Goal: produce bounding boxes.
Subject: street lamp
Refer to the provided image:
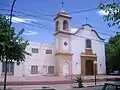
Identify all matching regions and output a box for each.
[94,61,97,86]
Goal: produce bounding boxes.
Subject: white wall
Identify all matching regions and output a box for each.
[0,62,23,76]
[0,42,56,76]
[71,36,85,74]
[23,42,55,76]
[92,41,106,74]
[71,25,106,75]
[14,63,23,76]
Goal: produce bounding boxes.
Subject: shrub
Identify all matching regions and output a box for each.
[75,74,84,88]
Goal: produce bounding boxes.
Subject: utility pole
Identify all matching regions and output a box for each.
[4,0,16,90]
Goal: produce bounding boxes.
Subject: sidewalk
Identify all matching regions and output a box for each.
[0,75,119,86]
[0,75,119,82]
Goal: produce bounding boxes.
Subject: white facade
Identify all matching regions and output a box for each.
[0,9,106,76]
[0,43,56,76]
[71,25,106,75]
[23,43,55,76]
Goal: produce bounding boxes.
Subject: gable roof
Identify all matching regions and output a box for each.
[71,24,104,41]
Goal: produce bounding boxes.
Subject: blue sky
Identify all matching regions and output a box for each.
[0,0,119,43]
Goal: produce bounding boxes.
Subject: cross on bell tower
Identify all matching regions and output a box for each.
[61,0,64,9]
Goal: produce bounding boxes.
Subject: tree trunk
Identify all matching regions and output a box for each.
[4,59,8,90]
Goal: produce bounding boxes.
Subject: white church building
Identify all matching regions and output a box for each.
[0,9,106,76]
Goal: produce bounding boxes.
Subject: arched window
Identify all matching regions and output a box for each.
[86,39,91,48]
[56,21,59,31]
[63,20,68,30]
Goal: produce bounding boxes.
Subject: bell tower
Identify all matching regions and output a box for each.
[54,8,71,32]
[54,8,73,76]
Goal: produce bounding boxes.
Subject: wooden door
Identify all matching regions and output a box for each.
[86,60,94,75]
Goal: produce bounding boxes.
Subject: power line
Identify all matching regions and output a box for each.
[0,3,113,43]
[0,13,55,31]
[12,18,113,36]
[0,4,55,17]
[69,8,98,14]
[10,15,113,37]
[97,31,112,36]
[7,17,112,42]
[1,13,55,32]
[31,21,54,30]
[13,14,54,29]
[12,20,54,33]
[2,13,113,37]
[0,4,98,16]
[0,7,114,37]
[10,14,54,31]
[1,2,120,17]
[14,21,54,32]
[0,9,54,22]
[12,18,112,38]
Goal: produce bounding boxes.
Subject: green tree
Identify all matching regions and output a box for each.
[0,15,31,90]
[98,1,120,73]
[98,2,120,28]
[106,32,120,70]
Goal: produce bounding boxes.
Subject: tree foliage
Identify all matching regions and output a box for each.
[98,1,120,71]
[76,74,84,88]
[98,2,120,28]
[106,33,120,70]
[0,15,31,65]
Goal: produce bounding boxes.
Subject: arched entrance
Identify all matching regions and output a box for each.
[86,60,94,75]
[63,62,69,76]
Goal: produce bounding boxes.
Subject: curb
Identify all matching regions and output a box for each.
[71,85,104,89]
[85,85,104,88]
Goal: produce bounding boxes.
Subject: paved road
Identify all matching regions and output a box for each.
[0,85,104,90]
[0,79,106,86]
[68,86,116,90]
[68,86,103,90]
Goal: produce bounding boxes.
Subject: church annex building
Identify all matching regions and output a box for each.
[0,9,106,76]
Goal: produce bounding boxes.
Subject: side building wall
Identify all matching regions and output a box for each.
[0,43,56,76]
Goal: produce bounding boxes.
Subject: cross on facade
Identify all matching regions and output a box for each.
[61,0,64,9]
[85,17,88,24]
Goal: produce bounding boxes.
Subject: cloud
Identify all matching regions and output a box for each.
[71,28,78,33]
[97,10,109,15]
[97,9,118,16]
[23,30,38,36]
[6,16,37,23]
[11,17,26,23]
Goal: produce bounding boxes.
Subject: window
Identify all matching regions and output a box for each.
[86,39,91,48]
[2,62,14,75]
[31,66,38,74]
[32,48,39,53]
[63,20,68,30]
[56,21,59,31]
[48,66,54,74]
[46,49,52,54]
